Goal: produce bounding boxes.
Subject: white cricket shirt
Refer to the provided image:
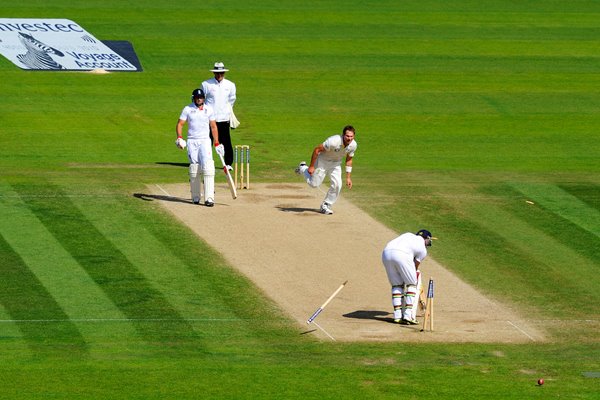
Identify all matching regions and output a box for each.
[384,233,428,263]
[178,104,215,140]
[319,134,357,162]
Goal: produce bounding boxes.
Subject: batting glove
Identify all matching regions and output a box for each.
[176,137,186,149]
[215,144,225,156]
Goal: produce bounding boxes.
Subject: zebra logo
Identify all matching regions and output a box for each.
[16,32,65,70]
[81,34,97,43]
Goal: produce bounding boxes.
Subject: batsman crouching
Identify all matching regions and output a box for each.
[295,125,357,215]
[381,229,435,325]
[176,88,225,207]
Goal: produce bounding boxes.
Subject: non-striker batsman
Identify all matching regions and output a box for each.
[176,88,225,207]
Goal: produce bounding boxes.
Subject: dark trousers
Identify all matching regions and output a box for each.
[210,121,233,166]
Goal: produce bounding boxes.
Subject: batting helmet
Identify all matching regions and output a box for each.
[416,229,434,246]
[416,229,432,239]
[191,88,205,100]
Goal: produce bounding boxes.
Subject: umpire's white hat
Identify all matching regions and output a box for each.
[210,62,229,72]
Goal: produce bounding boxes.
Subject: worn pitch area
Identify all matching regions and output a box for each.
[148,182,545,343]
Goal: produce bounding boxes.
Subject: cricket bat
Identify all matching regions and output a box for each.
[218,153,237,199]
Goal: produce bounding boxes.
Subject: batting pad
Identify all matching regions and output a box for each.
[202,160,215,201]
[189,163,201,200]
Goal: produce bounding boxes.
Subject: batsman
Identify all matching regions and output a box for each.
[176,88,224,207]
[381,229,435,325]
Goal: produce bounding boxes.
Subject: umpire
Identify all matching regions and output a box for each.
[201,62,237,166]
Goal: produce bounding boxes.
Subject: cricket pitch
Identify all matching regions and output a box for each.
[149,182,545,343]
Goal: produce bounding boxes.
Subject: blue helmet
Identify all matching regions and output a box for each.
[416,229,434,246]
[191,88,205,100]
[416,229,432,239]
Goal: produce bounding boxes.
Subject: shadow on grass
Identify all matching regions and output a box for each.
[133,193,190,204]
[156,162,189,168]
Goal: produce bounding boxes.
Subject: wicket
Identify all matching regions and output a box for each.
[307,280,348,324]
[234,145,250,189]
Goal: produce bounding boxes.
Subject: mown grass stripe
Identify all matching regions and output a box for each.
[0,302,27,344]
[464,201,597,316]
[466,196,594,279]
[0,185,133,321]
[0,234,88,355]
[95,187,299,343]
[0,184,140,349]
[0,318,250,323]
[436,210,564,313]
[67,192,237,321]
[13,182,204,347]
[492,184,600,274]
[510,182,600,237]
[560,184,600,212]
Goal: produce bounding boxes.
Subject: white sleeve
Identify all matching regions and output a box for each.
[347,141,357,157]
[322,135,336,151]
[229,82,236,106]
[414,246,427,263]
[179,107,189,121]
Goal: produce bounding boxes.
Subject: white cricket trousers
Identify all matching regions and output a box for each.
[187,138,213,165]
[187,138,215,202]
[381,248,418,287]
[381,248,418,321]
[303,159,342,205]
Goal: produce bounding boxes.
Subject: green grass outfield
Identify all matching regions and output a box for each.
[1,0,599,398]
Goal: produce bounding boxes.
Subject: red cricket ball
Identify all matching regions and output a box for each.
[537,378,544,386]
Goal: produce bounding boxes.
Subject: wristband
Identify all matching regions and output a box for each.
[345,166,352,173]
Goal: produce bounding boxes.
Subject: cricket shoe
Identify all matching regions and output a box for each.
[294,161,307,175]
[320,202,333,215]
[404,318,419,325]
[192,197,201,205]
[205,199,214,207]
[393,319,402,324]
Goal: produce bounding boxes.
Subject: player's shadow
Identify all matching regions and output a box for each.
[275,206,321,214]
[343,310,395,324]
[133,193,190,204]
[155,162,189,168]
